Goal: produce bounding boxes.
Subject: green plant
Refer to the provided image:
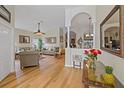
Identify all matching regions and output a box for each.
[105,66,113,74]
[38,38,42,51]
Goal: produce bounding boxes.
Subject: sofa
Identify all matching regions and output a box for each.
[19,51,40,69]
[42,48,55,55]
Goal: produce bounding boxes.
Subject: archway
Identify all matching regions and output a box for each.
[70,12,94,49]
[64,7,96,68]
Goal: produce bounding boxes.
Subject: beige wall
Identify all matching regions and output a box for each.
[15,27,64,50]
[15,28,44,48]
[96,5,124,85]
[15,28,34,48]
[43,28,60,48]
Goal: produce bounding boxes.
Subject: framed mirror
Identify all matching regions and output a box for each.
[100,5,124,57]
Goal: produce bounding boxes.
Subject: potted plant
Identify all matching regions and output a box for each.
[105,66,113,74]
[84,49,102,70]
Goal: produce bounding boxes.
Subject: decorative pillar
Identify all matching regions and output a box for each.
[92,22,96,48]
[65,26,72,67]
[67,26,70,48]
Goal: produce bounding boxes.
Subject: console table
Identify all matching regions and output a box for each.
[82,60,124,88]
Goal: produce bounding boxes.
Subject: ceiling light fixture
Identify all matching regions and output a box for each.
[85,17,94,38]
[34,21,45,35]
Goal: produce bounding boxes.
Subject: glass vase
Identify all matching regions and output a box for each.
[89,59,96,71]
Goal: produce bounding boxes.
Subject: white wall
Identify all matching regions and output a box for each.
[15,6,65,32]
[0,5,15,81]
[65,6,96,26]
[96,5,124,85]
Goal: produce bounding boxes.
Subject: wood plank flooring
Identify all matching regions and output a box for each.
[0,55,84,88]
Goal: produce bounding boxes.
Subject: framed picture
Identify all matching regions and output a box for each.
[0,5,11,23]
[45,37,56,44]
[19,35,30,43]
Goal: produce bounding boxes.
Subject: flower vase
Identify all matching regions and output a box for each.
[89,59,96,71]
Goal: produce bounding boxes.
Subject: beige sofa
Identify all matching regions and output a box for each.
[42,48,55,55]
[19,51,40,69]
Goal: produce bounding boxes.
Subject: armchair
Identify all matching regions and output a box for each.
[19,51,40,69]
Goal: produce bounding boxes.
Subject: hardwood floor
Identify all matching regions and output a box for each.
[0,55,84,88]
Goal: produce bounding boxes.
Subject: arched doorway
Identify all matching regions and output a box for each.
[65,7,96,68]
[70,12,94,49]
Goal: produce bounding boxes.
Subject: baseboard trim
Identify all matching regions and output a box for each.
[64,64,73,67]
[0,72,16,82]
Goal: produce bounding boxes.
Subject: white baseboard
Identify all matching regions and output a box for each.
[64,64,73,67]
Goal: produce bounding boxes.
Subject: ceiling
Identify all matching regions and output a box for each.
[15,5,80,32]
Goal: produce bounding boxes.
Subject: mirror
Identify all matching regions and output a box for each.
[100,5,124,57]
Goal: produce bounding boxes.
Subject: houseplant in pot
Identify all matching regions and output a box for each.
[84,49,102,70]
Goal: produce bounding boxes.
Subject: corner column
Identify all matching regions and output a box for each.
[65,26,72,67]
[67,26,70,48]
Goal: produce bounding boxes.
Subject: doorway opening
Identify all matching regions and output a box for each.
[70,12,94,49]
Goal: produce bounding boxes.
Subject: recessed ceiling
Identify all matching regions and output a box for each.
[15,5,81,32]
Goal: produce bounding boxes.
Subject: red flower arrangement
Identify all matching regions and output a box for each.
[84,49,102,60]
